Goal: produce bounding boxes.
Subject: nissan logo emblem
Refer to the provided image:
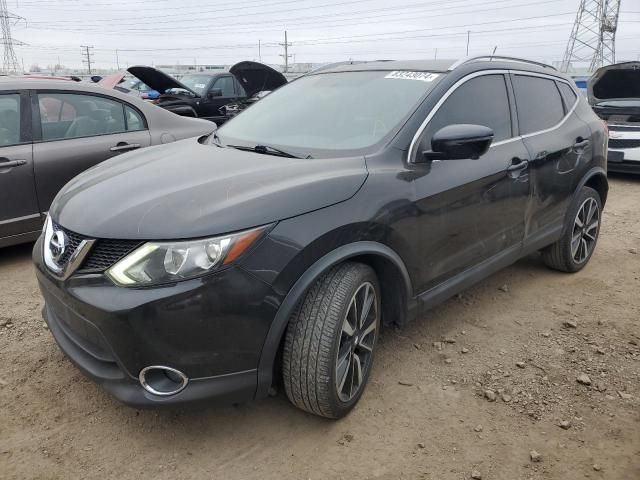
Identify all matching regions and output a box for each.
[49,230,68,263]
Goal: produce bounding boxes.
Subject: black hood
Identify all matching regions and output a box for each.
[50,138,367,240]
[588,62,640,105]
[127,66,200,97]
[229,61,287,97]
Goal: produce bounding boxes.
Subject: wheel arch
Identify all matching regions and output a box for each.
[580,167,608,206]
[255,241,414,399]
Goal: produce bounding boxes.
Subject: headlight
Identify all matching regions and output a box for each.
[106,225,270,287]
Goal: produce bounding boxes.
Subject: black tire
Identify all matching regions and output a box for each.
[282,262,380,419]
[542,186,602,273]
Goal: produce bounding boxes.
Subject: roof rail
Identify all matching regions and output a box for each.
[449,56,557,71]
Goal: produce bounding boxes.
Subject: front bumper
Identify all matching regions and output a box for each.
[607,148,640,174]
[34,236,279,407]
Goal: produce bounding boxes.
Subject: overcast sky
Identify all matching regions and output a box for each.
[8,0,640,70]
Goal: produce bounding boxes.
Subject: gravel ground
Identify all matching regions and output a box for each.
[0,175,638,480]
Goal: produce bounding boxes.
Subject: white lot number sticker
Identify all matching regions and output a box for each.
[385,71,440,82]
[194,83,206,89]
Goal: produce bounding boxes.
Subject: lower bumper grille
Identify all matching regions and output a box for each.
[609,138,640,149]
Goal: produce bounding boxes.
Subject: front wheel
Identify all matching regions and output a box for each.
[282,262,380,419]
[542,186,602,273]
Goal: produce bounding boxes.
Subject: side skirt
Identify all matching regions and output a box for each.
[415,224,562,314]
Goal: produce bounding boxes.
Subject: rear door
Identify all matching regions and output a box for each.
[410,72,531,292]
[511,74,592,240]
[0,91,40,244]
[32,91,152,212]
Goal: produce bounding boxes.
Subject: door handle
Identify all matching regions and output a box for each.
[0,159,27,169]
[110,143,141,152]
[573,138,590,150]
[507,158,529,172]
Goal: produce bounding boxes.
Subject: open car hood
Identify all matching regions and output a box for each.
[588,62,640,105]
[230,61,287,98]
[127,66,199,97]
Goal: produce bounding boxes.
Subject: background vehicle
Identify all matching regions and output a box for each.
[128,61,287,123]
[34,57,608,419]
[0,77,215,247]
[588,61,640,173]
[119,78,160,100]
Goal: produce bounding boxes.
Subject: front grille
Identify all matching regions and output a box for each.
[52,223,142,273]
[609,138,640,149]
[80,239,143,272]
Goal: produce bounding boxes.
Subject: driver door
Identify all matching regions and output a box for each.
[200,75,238,123]
[410,73,531,292]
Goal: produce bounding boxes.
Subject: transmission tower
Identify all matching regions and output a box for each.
[561,0,622,72]
[0,0,24,74]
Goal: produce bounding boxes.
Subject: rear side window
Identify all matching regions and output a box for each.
[423,74,512,146]
[125,106,145,131]
[557,82,578,110]
[0,94,21,147]
[512,76,565,135]
[38,93,130,141]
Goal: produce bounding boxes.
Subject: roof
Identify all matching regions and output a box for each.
[0,76,153,107]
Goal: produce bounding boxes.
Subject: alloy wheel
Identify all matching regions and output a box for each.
[572,197,599,264]
[335,281,378,402]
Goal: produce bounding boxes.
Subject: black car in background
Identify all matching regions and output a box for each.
[34,57,608,419]
[128,61,287,124]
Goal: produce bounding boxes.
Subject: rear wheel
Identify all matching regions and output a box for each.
[282,262,380,419]
[542,186,602,272]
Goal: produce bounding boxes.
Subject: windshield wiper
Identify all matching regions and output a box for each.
[226,144,311,159]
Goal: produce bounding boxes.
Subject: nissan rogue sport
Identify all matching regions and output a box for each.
[34,57,608,419]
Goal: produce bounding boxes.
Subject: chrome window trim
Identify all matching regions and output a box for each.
[408,69,580,163]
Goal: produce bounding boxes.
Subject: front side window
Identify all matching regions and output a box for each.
[0,94,21,147]
[421,74,512,151]
[38,93,128,141]
[212,76,235,97]
[512,75,565,135]
[218,70,443,153]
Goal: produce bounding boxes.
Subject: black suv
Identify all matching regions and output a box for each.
[34,57,608,419]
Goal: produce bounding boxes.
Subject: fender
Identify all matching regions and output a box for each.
[254,241,413,399]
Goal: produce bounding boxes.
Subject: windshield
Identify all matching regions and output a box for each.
[217,70,442,154]
[179,75,212,96]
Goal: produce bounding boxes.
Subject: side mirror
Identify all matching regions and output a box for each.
[421,124,494,162]
[207,88,223,99]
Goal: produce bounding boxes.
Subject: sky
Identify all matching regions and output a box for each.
[6,0,640,71]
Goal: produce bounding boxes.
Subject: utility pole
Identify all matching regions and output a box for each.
[279,30,292,73]
[466,30,471,56]
[115,49,120,70]
[80,45,94,74]
[0,0,25,74]
[561,0,622,72]
[434,48,438,60]
[258,39,261,62]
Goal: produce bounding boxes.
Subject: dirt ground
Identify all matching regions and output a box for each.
[0,175,638,480]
